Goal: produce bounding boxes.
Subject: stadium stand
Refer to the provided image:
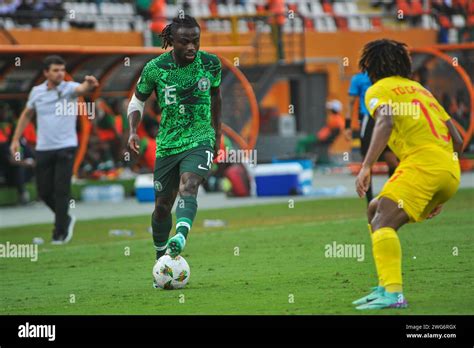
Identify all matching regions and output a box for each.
[0,0,470,39]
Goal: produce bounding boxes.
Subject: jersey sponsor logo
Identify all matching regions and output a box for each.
[198,77,211,92]
[162,85,177,105]
[154,180,163,192]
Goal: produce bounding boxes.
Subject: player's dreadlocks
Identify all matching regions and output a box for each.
[160,15,201,49]
[359,39,412,83]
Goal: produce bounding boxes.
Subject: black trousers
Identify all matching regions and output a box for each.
[35,147,76,236]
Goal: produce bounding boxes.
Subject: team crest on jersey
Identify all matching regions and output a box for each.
[198,77,211,91]
[154,180,163,192]
[369,98,379,111]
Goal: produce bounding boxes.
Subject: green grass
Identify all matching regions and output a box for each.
[0,189,473,315]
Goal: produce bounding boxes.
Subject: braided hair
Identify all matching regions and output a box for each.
[160,15,201,49]
[359,39,412,83]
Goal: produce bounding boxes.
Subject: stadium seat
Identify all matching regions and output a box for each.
[283,16,303,33]
[165,5,178,19]
[421,14,437,29]
[371,16,383,29]
[222,20,232,33]
[469,15,474,26]
[411,0,424,16]
[304,17,314,30]
[123,3,135,16]
[314,16,337,32]
[61,20,71,31]
[326,17,337,31]
[397,0,411,17]
[245,3,257,16]
[322,1,334,15]
[87,3,98,16]
[448,28,458,43]
[438,15,452,29]
[238,19,249,33]
[452,14,466,28]
[189,4,200,17]
[335,16,348,30]
[217,4,230,16]
[346,2,359,15]
[310,0,324,16]
[297,2,312,18]
[200,3,211,18]
[332,2,346,16]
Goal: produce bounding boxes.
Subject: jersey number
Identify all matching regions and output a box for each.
[205,150,214,169]
[163,85,177,105]
[411,99,451,143]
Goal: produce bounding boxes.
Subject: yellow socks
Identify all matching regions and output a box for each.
[372,227,403,293]
[368,224,384,288]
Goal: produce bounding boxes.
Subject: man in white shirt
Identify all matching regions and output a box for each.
[10,55,99,244]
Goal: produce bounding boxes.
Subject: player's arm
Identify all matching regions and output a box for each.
[446,119,463,156]
[211,86,222,157]
[356,105,393,197]
[128,63,155,155]
[9,107,34,159]
[127,93,147,155]
[75,75,99,97]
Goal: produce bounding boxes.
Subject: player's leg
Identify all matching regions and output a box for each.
[419,171,459,221]
[152,189,178,260]
[167,145,212,257]
[352,197,385,305]
[35,150,56,212]
[151,154,180,260]
[167,172,203,257]
[356,197,409,309]
[35,149,59,241]
[52,147,76,244]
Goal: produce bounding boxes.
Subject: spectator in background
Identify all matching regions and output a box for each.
[345,71,398,204]
[149,0,167,47]
[10,55,99,244]
[454,90,470,129]
[0,0,21,15]
[295,99,345,162]
[0,103,35,205]
[136,0,154,20]
[93,98,123,166]
[268,0,286,61]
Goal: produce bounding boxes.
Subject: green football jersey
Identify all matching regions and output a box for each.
[135,50,221,157]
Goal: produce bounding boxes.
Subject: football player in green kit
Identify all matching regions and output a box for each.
[127,15,222,274]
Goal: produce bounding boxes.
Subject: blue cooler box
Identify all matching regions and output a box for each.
[134,174,155,202]
[254,163,303,196]
[272,158,314,195]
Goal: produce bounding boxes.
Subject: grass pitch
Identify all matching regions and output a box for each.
[0,189,473,315]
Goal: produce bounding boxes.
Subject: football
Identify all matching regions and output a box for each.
[152,254,190,290]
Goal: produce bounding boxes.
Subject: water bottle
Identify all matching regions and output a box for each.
[109,230,134,237]
[203,219,227,228]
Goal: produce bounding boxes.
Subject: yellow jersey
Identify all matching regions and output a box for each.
[365,76,459,177]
